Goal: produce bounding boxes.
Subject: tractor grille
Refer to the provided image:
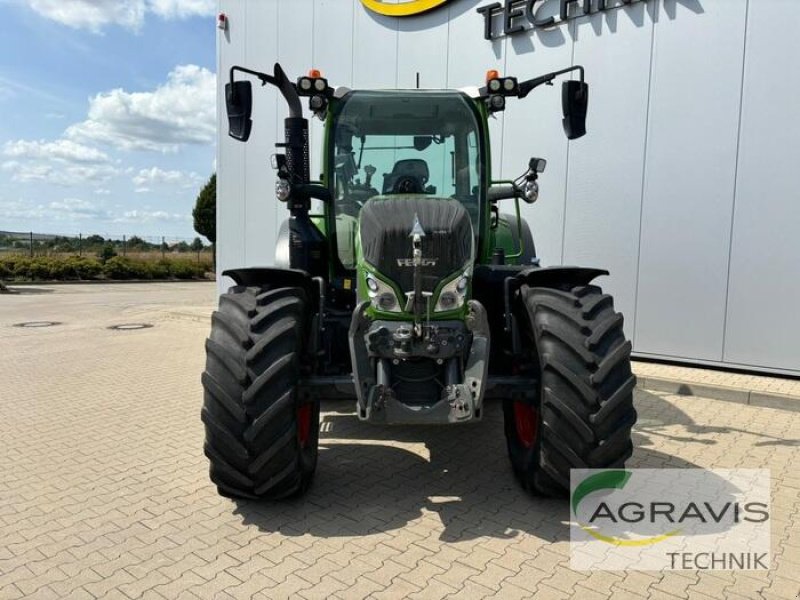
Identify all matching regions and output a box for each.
[392,359,442,406]
[359,197,473,295]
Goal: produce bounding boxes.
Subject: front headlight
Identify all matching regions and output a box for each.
[365,274,402,313]
[434,271,469,312]
[275,178,291,202]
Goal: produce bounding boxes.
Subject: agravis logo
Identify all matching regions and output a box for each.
[360,0,453,17]
[571,470,682,547]
[570,469,771,571]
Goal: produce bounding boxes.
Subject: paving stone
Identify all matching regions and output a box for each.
[1,283,798,600]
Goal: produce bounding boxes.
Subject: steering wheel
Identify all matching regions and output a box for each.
[392,175,424,194]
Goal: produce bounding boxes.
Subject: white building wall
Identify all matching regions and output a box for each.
[217,0,800,375]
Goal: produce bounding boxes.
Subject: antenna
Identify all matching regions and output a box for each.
[416,72,420,89]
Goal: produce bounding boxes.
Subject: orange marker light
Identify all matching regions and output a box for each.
[486,69,500,82]
[308,69,322,78]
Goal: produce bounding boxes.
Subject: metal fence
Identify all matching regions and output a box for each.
[0,231,213,262]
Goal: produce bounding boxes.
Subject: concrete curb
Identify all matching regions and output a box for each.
[637,376,800,413]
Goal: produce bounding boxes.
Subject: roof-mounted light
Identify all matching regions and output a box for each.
[296,70,329,98]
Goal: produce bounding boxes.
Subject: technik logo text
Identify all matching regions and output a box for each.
[570,469,771,570]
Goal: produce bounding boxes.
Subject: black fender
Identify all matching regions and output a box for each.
[473,264,607,300]
[516,266,608,289]
[499,212,537,265]
[509,266,608,355]
[472,264,608,369]
[223,266,324,358]
[223,266,317,297]
[222,266,321,310]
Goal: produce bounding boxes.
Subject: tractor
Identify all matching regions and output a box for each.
[202,62,637,499]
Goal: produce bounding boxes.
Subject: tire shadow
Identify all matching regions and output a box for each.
[232,396,724,543]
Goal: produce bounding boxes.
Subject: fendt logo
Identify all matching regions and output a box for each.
[360,0,453,17]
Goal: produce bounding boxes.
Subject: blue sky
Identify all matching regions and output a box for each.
[0,0,216,240]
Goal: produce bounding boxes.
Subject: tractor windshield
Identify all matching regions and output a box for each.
[330,90,484,269]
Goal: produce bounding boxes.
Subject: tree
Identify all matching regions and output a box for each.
[191,237,204,252]
[99,242,117,263]
[193,173,216,244]
[85,234,105,246]
[127,235,148,250]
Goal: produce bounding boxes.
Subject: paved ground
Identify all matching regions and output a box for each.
[1,283,799,599]
[633,361,800,409]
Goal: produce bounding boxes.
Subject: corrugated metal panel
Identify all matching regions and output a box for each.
[244,1,279,268]
[723,0,800,371]
[565,3,655,339]
[216,0,246,292]
[634,0,747,360]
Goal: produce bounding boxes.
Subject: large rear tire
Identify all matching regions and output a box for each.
[201,285,319,499]
[504,284,637,496]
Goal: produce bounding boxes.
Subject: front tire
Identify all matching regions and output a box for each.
[201,285,319,499]
[504,284,637,496]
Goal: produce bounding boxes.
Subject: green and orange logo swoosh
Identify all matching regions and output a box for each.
[572,470,681,547]
[361,0,453,17]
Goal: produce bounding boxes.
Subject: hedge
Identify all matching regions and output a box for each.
[0,255,211,281]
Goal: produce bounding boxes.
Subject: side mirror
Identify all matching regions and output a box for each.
[225,80,253,141]
[562,80,588,140]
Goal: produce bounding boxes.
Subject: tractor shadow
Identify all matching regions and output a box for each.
[632,388,800,450]
[231,391,736,543]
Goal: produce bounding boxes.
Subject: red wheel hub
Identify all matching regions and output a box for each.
[513,401,538,449]
[297,404,312,449]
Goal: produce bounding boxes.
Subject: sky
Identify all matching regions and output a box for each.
[0,0,216,240]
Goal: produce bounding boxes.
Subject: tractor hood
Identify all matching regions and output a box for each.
[359,196,473,295]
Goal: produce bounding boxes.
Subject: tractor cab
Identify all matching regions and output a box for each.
[328,90,485,275]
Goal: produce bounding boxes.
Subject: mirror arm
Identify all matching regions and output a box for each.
[487,184,521,202]
[518,65,584,99]
[229,63,303,118]
[293,184,332,203]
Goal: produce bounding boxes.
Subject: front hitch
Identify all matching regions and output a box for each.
[348,300,490,425]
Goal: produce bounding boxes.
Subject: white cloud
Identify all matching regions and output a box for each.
[148,0,214,19]
[4,139,109,163]
[94,188,111,195]
[115,209,187,224]
[2,137,117,186]
[48,197,110,220]
[1,198,47,220]
[26,0,147,33]
[1,197,109,221]
[2,160,120,186]
[132,166,203,188]
[24,0,214,32]
[66,65,215,152]
[134,187,151,193]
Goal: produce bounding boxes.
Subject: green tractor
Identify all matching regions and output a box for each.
[202,62,637,499]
